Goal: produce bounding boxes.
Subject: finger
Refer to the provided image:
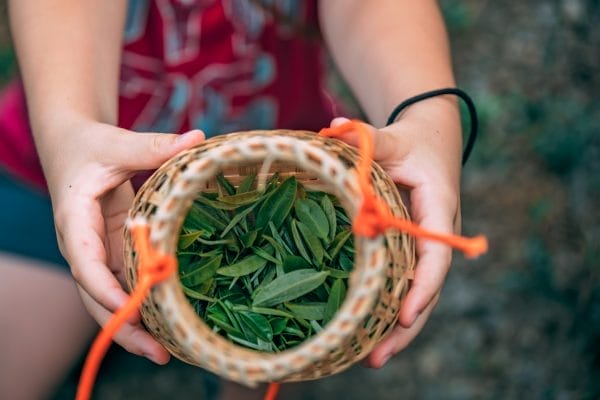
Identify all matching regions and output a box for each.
[58,197,133,319]
[364,294,438,368]
[102,183,135,287]
[112,129,205,171]
[78,287,170,365]
[327,118,409,163]
[398,191,455,327]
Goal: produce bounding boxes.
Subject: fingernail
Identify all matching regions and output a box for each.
[331,117,351,127]
[177,129,204,143]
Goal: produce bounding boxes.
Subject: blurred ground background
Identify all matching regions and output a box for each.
[1,0,599,399]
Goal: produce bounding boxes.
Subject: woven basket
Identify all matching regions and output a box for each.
[123,130,415,386]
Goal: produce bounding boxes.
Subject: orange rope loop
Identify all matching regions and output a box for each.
[76,224,177,400]
[319,119,488,258]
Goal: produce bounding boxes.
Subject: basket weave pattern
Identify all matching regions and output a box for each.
[124,130,415,385]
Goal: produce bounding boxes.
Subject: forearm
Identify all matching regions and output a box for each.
[319,0,457,127]
[8,0,127,133]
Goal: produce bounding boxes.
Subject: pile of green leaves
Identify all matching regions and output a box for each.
[176,173,355,352]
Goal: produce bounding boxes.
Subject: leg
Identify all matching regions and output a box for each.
[0,253,96,400]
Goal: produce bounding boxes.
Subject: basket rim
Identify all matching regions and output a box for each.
[126,130,397,383]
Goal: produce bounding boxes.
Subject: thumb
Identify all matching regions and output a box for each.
[327,118,406,163]
[116,129,205,171]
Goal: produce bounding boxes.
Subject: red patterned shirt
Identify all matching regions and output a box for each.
[0,0,340,189]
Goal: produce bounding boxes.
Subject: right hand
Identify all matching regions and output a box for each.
[44,119,204,364]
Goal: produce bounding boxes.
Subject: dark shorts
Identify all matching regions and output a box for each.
[0,170,68,269]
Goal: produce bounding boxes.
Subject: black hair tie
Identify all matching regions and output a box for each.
[386,88,479,165]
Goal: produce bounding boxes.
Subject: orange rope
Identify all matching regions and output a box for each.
[319,119,488,258]
[75,224,177,400]
[265,383,281,400]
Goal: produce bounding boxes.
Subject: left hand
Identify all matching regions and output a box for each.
[328,98,462,368]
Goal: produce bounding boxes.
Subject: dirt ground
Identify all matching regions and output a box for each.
[2,1,599,399]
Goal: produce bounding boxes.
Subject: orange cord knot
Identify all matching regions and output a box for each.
[319,119,488,259]
[132,223,177,284]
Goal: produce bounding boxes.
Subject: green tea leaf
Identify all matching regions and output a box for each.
[196,195,240,210]
[220,203,259,238]
[239,230,258,248]
[256,176,297,230]
[227,333,263,351]
[189,201,228,229]
[270,317,288,335]
[324,279,346,323]
[320,194,337,242]
[250,306,295,319]
[294,198,329,240]
[251,245,281,265]
[290,219,312,264]
[339,251,354,271]
[323,267,350,279]
[237,173,257,194]
[268,222,294,254]
[335,208,352,226]
[310,320,323,333]
[217,190,261,206]
[237,311,273,341]
[180,255,222,287]
[282,255,310,273]
[253,267,277,296]
[253,269,329,307]
[282,325,306,339]
[296,220,324,265]
[206,302,242,336]
[285,302,327,321]
[217,254,268,277]
[216,173,236,195]
[208,316,242,337]
[183,206,218,234]
[177,230,203,250]
[182,286,217,302]
[262,235,288,258]
[328,229,352,260]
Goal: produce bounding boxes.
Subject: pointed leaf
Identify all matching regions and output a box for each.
[290,219,312,264]
[285,302,327,321]
[297,220,324,265]
[216,173,236,195]
[237,173,257,194]
[217,190,261,206]
[324,279,347,323]
[179,255,222,287]
[237,311,273,341]
[294,198,329,240]
[255,176,297,230]
[320,194,337,242]
[217,254,268,277]
[282,256,310,273]
[253,269,329,307]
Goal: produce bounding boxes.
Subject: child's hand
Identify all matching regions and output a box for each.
[328,98,463,368]
[42,120,204,364]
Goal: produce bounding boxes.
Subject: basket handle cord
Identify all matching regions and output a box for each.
[319,119,488,258]
[76,119,486,400]
[76,224,176,400]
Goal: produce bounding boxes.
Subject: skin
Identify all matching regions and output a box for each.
[5,0,461,397]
